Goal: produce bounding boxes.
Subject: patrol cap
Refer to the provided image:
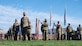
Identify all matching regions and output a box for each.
[79,24,81,27]
[23,12,26,16]
[57,21,60,24]
[44,18,47,22]
[68,23,70,25]
[15,19,17,22]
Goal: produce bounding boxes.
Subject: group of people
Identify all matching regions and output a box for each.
[41,20,82,40]
[6,12,32,41]
[5,12,82,41]
[56,21,82,40]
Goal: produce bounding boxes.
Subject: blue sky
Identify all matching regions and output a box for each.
[0,0,82,33]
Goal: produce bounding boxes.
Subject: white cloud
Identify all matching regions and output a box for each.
[0,5,82,33]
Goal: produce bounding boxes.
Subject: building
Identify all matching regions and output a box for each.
[0,29,5,40]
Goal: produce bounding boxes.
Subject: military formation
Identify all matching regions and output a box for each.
[5,12,82,41]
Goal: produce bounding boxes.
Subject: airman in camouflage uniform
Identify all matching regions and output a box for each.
[41,23,44,40]
[13,19,19,41]
[21,12,31,41]
[66,23,73,40]
[41,19,48,40]
[77,24,82,40]
[7,28,11,40]
[56,21,62,40]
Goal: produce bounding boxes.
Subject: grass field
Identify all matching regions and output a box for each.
[0,40,82,46]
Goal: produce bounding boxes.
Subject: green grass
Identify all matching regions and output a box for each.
[0,40,82,46]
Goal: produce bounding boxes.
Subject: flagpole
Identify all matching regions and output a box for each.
[64,5,66,26]
[64,5,67,39]
[50,5,52,40]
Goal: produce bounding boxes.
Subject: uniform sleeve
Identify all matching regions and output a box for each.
[66,27,68,32]
[71,26,73,32]
[12,23,15,31]
[61,27,63,34]
[41,25,43,31]
[61,27,63,31]
[77,27,78,31]
[21,18,23,30]
[27,18,30,25]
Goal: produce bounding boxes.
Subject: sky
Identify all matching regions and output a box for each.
[0,0,82,34]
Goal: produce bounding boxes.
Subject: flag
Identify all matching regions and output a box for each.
[35,18,39,40]
[64,8,66,26]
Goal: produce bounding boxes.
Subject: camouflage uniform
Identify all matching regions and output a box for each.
[10,26,14,40]
[56,24,62,40]
[27,22,32,40]
[66,24,73,40]
[61,28,65,40]
[41,19,48,40]
[9,27,13,40]
[77,24,82,40]
[41,24,44,40]
[7,28,11,40]
[13,19,19,40]
[21,12,30,41]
